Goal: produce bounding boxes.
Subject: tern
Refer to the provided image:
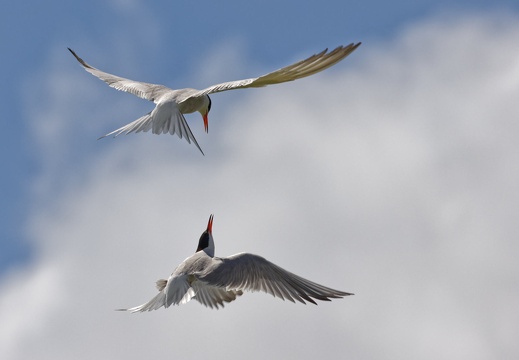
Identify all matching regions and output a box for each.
[68,43,361,155]
[119,214,352,312]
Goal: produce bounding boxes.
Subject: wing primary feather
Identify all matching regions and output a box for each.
[199,253,352,305]
[186,43,361,98]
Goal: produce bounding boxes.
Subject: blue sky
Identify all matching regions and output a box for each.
[1,1,519,359]
[2,0,516,271]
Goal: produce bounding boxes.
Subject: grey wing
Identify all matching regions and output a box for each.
[186,43,361,99]
[68,48,171,102]
[198,253,353,305]
[191,282,243,309]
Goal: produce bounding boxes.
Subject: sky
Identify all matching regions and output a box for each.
[1,0,519,359]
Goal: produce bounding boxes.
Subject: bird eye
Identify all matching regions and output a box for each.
[207,96,212,113]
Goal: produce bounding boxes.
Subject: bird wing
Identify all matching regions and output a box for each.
[185,43,361,99]
[191,282,243,309]
[68,48,171,102]
[197,253,353,305]
[165,274,196,307]
[98,101,204,155]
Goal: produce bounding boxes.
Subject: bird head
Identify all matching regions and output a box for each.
[199,95,211,133]
[196,214,215,257]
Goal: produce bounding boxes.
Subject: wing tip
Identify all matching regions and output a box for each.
[97,131,120,140]
[67,47,94,70]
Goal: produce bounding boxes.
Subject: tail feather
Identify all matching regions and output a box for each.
[98,113,153,139]
[118,291,167,313]
[156,279,167,291]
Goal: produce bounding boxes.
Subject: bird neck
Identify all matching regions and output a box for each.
[203,236,215,257]
[203,245,215,257]
[196,232,215,257]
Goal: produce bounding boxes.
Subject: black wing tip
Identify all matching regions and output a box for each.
[67,47,93,69]
[307,298,318,305]
[305,291,354,304]
[97,134,114,140]
[329,291,354,298]
[67,47,79,59]
[327,42,361,51]
[333,42,361,53]
[313,42,362,56]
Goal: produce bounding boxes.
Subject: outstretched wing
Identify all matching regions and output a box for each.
[68,48,171,102]
[185,43,361,99]
[198,253,353,305]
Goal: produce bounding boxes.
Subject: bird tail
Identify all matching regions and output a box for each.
[117,289,167,313]
[98,112,154,139]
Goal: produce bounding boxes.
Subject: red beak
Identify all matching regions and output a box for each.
[207,214,214,234]
[203,112,209,133]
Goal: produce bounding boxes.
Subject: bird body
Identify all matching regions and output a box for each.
[120,215,352,312]
[69,42,361,154]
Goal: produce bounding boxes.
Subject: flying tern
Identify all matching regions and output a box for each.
[119,214,353,312]
[68,43,361,155]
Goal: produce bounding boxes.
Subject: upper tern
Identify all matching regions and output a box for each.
[68,43,361,155]
[120,214,353,312]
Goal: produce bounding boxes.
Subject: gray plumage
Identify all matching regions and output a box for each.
[119,215,352,312]
[69,43,361,154]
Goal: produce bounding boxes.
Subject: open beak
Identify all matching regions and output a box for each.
[203,112,209,133]
[207,214,214,234]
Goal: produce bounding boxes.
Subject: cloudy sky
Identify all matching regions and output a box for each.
[1,1,518,359]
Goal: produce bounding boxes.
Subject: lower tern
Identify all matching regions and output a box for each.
[68,43,361,155]
[120,214,352,312]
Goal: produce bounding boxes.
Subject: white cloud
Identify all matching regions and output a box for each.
[3,11,518,360]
